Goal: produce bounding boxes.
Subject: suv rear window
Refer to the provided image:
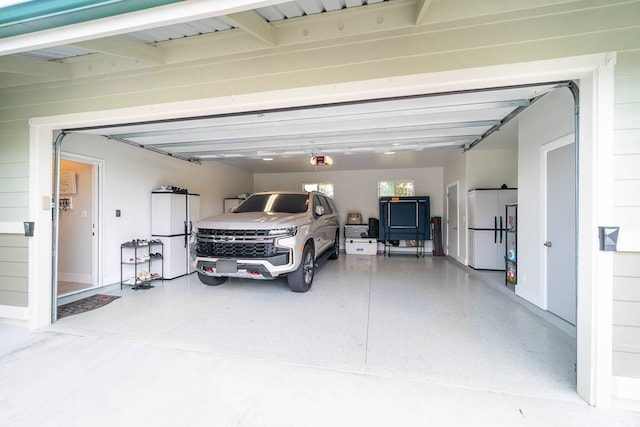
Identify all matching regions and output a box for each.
[234,194,309,214]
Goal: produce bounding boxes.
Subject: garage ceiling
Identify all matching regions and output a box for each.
[1,0,565,172]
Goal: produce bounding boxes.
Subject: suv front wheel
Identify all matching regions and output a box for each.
[287,242,314,292]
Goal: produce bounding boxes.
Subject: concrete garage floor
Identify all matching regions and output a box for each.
[1,256,638,426]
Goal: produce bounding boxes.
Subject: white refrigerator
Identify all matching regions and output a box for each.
[151,192,200,279]
[467,189,517,270]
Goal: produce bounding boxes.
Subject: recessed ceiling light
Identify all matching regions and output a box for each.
[263,158,273,161]
[384,151,396,155]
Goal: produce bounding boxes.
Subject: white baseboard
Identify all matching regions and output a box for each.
[58,272,92,283]
[612,376,640,409]
[0,304,28,321]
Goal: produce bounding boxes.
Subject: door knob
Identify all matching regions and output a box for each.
[544,241,552,247]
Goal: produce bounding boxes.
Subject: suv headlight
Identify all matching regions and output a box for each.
[268,227,297,237]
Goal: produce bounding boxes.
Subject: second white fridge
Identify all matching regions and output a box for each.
[467,188,517,270]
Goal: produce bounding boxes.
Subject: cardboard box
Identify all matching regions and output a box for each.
[347,212,363,224]
[345,238,377,255]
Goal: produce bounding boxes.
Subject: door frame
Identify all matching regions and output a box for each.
[28,53,615,407]
[539,133,575,313]
[58,152,105,292]
[446,180,460,260]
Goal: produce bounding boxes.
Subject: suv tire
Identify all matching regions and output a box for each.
[287,242,314,292]
[197,273,228,286]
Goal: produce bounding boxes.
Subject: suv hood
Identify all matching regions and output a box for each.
[196,212,308,230]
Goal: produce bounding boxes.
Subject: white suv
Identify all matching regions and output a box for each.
[190,191,340,292]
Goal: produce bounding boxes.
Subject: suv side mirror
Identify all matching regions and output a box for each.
[315,205,325,217]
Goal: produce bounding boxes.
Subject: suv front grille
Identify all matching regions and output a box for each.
[196,229,284,258]
[199,229,271,237]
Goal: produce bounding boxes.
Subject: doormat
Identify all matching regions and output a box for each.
[57,294,120,319]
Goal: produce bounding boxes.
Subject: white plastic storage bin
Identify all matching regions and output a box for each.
[345,238,377,255]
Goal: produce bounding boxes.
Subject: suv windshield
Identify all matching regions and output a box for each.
[234,193,309,214]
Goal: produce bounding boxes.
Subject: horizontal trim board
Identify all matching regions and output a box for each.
[0,207,29,222]
[612,375,640,403]
[0,304,28,320]
[617,230,640,253]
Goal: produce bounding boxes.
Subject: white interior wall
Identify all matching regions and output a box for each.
[516,88,575,309]
[57,159,93,284]
[466,148,518,190]
[61,133,254,286]
[253,167,444,247]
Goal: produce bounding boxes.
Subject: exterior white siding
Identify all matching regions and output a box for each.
[0,136,29,307]
[612,51,640,379]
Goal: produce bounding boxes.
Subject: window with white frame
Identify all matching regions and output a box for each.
[303,182,334,198]
[378,180,415,197]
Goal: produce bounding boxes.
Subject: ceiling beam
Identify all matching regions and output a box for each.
[414,0,433,25]
[224,10,276,46]
[0,55,71,78]
[71,36,166,64]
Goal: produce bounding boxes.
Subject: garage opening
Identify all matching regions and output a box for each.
[44,80,580,398]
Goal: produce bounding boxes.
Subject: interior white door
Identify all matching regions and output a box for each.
[447,183,458,258]
[546,141,576,325]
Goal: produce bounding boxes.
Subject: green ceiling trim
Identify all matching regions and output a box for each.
[0,0,185,39]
